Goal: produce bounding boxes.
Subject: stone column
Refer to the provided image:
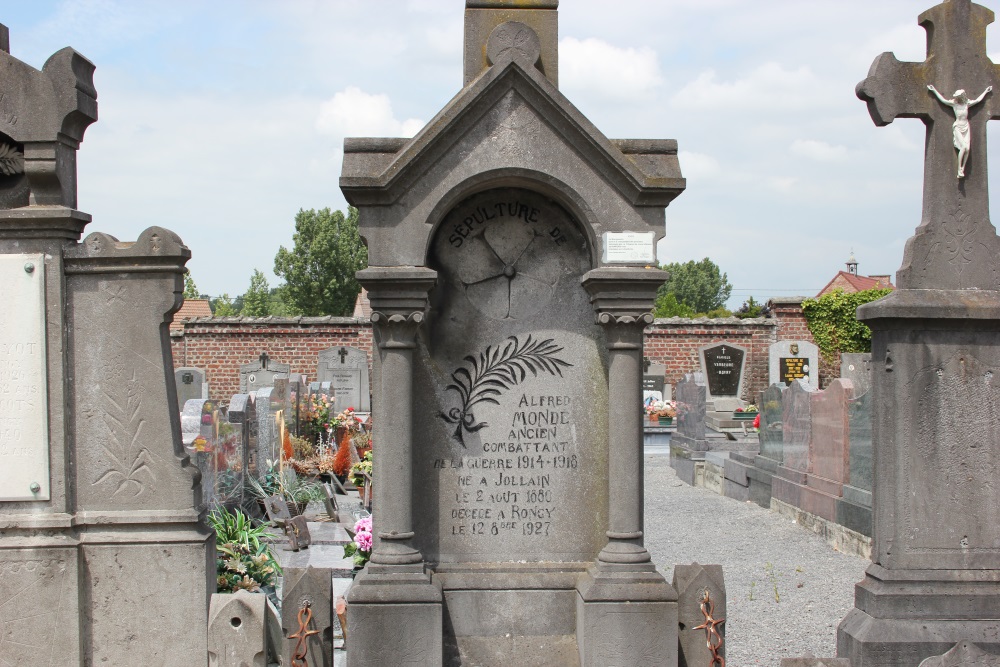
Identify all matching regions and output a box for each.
[347,266,443,666]
[576,267,678,667]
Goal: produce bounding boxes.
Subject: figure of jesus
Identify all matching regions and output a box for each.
[927,84,992,179]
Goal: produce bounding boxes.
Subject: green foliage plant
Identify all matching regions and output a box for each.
[273,206,368,316]
[655,257,733,314]
[183,272,200,299]
[208,507,281,593]
[734,296,764,319]
[652,292,696,318]
[211,293,239,316]
[241,269,271,317]
[801,287,892,362]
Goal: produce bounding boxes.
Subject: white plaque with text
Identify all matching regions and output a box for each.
[0,254,49,501]
[601,231,656,263]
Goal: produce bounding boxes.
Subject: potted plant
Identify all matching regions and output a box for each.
[645,400,677,425]
[343,515,373,571]
[208,506,281,599]
[733,403,759,419]
[351,450,373,500]
[246,464,323,517]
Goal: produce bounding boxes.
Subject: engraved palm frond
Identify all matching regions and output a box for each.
[0,142,24,176]
[93,369,152,496]
[439,334,572,446]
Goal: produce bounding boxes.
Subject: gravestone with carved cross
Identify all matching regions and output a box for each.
[316,345,370,412]
[838,2,1000,664]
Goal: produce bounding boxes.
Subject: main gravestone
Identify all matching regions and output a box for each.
[0,29,212,665]
[316,345,370,412]
[699,342,747,411]
[839,1,1000,664]
[341,2,686,664]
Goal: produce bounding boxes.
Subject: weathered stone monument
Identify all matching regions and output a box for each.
[175,365,209,407]
[0,28,211,665]
[341,2,685,664]
[770,340,819,388]
[317,345,370,412]
[839,0,1000,662]
[240,352,290,394]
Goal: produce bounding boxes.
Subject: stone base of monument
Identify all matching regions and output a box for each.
[772,469,843,524]
[780,658,849,666]
[346,564,443,665]
[746,455,780,508]
[670,441,706,486]
[435,563,585,665]
[702,451,728,494]
[723,451,755,501]
[770,498,871,560]
[836,485,872,537]
[576,563,678,667]
[839,565,1000,664]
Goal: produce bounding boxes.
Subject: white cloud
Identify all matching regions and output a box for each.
[790,139,848,162]
[670,62,822,112]
[316,87,424,138]
[559,37,663,100]
[678,151,721,179]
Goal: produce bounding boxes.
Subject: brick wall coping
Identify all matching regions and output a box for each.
[180,315,370,326]
[650,316,775,326]
[767,296,808,306]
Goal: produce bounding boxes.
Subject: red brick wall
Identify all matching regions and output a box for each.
[170,317,373,401]
[643,318,776,402]
[170,305,818,403]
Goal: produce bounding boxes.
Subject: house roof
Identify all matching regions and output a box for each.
[817,271,895,297]
[170,298,213,331]
[353,288,372,319]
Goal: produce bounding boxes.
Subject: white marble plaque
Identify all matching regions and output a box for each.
[601,231,656,263]
[0,254,49,501]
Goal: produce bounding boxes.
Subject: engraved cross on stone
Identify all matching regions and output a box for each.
[338,347,349,364]
[857,0,1000,289]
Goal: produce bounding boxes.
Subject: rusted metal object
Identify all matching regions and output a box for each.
[288,601,319,667]
[693,589,726,667]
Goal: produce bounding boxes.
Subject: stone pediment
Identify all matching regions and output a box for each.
[341,46,685,267]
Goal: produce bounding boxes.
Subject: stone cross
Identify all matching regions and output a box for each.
[338,346,348,363]
[259,351,270,369]
[856,0,1000,289]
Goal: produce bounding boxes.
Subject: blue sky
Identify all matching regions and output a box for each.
[5,1,1000,306]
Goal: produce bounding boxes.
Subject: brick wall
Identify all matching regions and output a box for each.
[643,318,776,402]
[171,303,821,403]
[170,317,373,401]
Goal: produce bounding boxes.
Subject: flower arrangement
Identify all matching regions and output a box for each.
[351,450,373,487]
[300,393,334,439]
[208,507,281,593]
[343,516,373,568]
[645,400,677,419]
[735,403,759,413]
[333,407,364,433]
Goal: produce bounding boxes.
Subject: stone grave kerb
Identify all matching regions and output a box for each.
[840,1,1000,663]
[342,3,684,665]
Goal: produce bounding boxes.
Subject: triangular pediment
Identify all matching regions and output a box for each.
[341,56,684,208]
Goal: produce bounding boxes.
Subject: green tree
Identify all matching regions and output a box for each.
[273,206,368,316]
[267,285,300,317]
[242,269,271,317]
[183,272,200,300]
[211,293,239,317]
[734,296,764,319]
[801,287,892,361]
[652,293,695,318]
[654,258,733,315]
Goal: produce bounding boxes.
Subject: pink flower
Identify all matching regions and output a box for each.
[356,531,372,552]
[354,516,372,534]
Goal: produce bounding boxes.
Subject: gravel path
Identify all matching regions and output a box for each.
[644,454,869,666]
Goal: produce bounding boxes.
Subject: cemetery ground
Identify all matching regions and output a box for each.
[644,454,868,667]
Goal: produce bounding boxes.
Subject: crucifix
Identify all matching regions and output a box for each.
[856,0,1000,290]
[338,346,349,364]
